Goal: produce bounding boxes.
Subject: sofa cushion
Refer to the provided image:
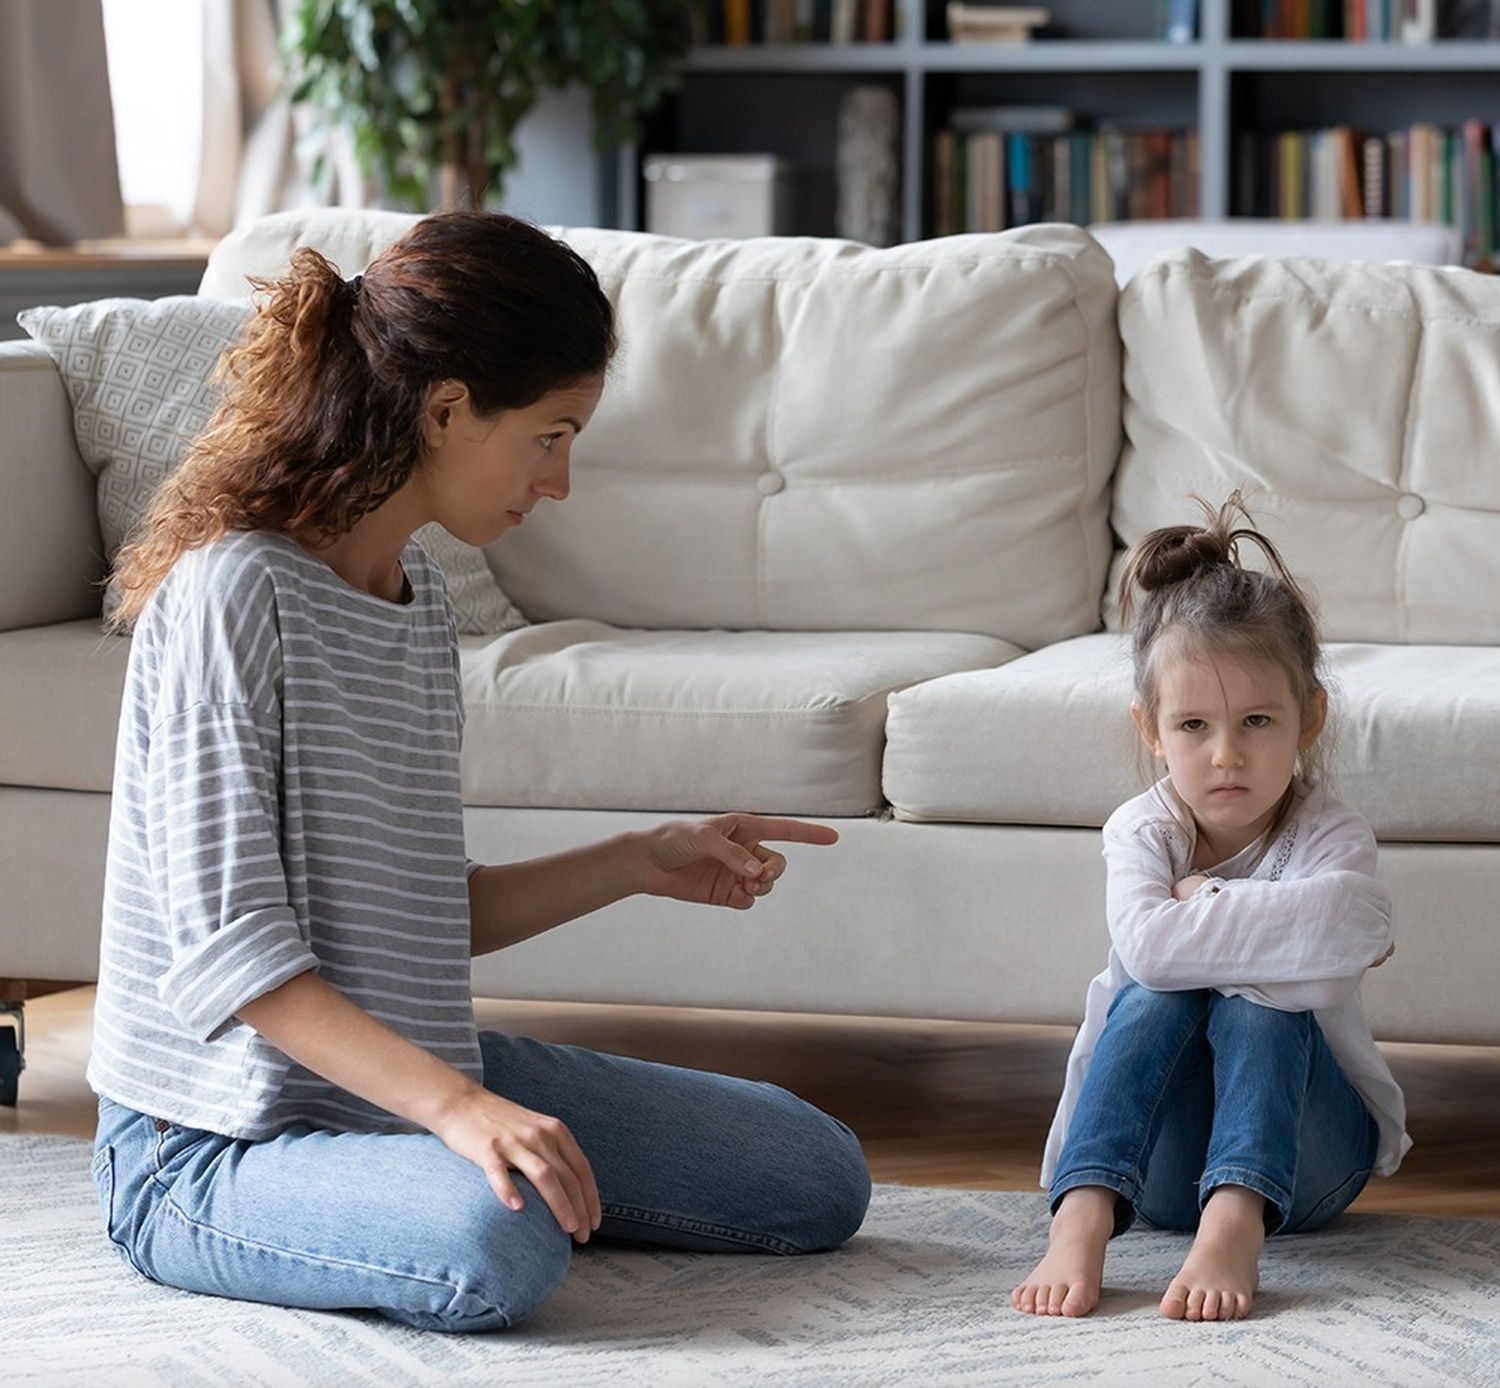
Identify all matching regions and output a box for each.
[0,620,131,792]
[202,209,1123,649]
[883,633,1500,840]
[0,619,1016,814]
[458,624,1020,815]
[15,299,523,635]
[1109,249,1500,644]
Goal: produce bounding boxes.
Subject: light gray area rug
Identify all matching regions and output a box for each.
[5,1134,1496,1387]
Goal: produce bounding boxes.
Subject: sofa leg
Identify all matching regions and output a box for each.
[0,1000,24,1106]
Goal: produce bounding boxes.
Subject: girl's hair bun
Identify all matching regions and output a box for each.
[1133,524,1232,594]
[1117,489,1297,627]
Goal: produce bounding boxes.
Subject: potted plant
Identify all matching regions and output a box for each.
[284,0,693,211]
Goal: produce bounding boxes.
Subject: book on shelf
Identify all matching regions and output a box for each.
[699,0,897,43]
[932,118,1198,235]
[946,4,1050,43]
[1236,0,1490,39]
[1161,0,1199,41]
[1235,120,1500,266]
[948,105,1072,134]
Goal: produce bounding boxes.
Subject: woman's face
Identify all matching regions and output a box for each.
[421,374,605,547]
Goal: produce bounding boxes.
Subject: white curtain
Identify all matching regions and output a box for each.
[193,0,378,239]
[0,1,125,245]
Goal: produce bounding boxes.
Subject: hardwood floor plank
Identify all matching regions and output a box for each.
[5,988,1496,1218]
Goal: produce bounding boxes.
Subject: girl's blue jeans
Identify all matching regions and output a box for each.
[91,1028,872,1332]
[1050,983,1379,1237]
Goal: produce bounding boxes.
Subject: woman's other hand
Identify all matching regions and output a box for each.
[433,1086,601,1242]
[636,813,839,910]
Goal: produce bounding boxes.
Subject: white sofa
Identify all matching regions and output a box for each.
[2,211,1497,1097]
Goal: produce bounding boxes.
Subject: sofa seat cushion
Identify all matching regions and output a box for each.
[458,623,1020,816]
[0,620,131,792]
[883,634,1500,840]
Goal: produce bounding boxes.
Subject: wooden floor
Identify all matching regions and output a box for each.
[5,987,1497,1219]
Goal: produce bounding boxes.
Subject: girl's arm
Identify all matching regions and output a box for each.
[1105,812,1393,996]
[467,814,840,958]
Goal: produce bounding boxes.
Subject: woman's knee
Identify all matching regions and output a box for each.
[412,1181,574,1332]
[763,1088,871,1251]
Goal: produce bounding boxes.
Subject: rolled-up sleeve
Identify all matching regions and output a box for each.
[147,702,319,1043]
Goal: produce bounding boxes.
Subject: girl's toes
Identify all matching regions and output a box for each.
[1185,1287,1206,1321]
[1233,1291,1253,1320]
[1201,1289,1222,1321]
[1160,1281,1189,1319]
[1046,1283,1068,1316]
[1061,1283,1092,1317]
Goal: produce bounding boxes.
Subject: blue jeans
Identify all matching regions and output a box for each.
[1050,984,1378,1237]
[91,1029,871,1332]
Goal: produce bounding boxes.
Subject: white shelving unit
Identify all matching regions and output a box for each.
[614,0,1500,242]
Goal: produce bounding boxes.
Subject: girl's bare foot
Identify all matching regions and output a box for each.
[1160,1185,1265,1321]
[1012,1186,1117,1317]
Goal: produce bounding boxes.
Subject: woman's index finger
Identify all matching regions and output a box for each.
[737,817,839,846]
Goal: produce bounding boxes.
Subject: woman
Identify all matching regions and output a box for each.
[87,210,870,1332]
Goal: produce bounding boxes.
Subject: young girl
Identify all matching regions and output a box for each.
[1013,493,1409,1323]
[87,211,870,1332]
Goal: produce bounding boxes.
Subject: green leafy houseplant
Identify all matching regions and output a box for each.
[284,0,693,211]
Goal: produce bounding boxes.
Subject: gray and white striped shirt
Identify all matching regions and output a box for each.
[87,528,483,1139]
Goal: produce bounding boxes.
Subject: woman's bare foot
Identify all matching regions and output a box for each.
[1012,1186,1117,1317]
[1160,1185,1266,1321]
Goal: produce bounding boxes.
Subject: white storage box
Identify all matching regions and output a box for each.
[643,154,793,239]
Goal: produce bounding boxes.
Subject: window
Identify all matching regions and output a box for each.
[101,0,202,237]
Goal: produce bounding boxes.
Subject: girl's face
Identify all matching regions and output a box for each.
[1132,643,1326,863]
[420,374,605,547]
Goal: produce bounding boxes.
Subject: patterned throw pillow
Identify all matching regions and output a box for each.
[16,297,526,634]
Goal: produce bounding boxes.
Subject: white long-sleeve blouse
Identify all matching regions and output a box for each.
[1040,776,1411,1186]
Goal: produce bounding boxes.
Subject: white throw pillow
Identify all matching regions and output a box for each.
[16,296,525,634]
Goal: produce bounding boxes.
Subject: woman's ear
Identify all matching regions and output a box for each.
[1130,702,1162,759]
[424,379,469,440]
[1301,686,1328,749]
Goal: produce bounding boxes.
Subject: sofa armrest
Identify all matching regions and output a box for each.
[0,340,105,631]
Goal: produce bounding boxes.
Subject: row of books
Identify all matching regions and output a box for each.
[933,125,1201,236]
[694,0,900,44]
[1234,0,1493,40]
[1236,123,1500,264]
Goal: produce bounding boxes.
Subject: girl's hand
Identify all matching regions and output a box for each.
[432,1086,601,1242]
[635,813,839,910]
[1173,874,1212,901]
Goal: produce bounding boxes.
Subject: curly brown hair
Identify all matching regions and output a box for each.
[1119,490,1333,832]
[106,210,616,630]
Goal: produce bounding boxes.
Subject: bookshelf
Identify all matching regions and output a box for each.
[613,0,1500,247]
